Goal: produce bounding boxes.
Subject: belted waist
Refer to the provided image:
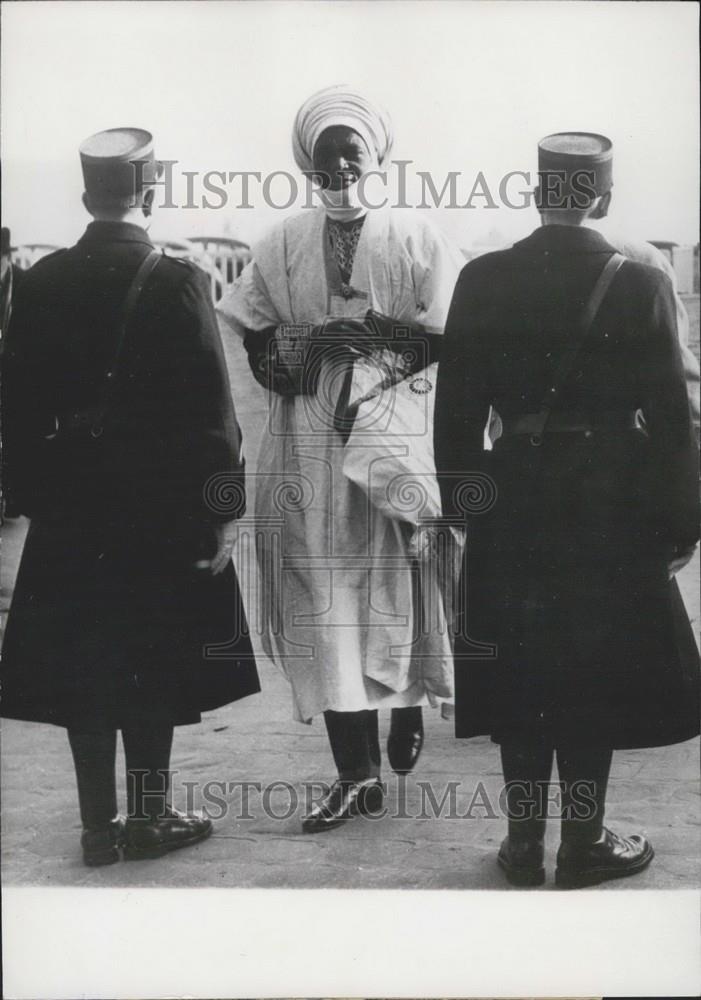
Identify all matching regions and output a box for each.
[500,409,644,442]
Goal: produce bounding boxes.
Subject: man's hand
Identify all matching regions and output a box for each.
[668,544,697,579]
[209,519,239,575]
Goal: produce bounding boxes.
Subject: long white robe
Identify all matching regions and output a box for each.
[218,207,464,722]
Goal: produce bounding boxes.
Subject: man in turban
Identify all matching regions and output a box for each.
[219,85,465,832]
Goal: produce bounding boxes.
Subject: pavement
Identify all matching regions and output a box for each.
[1,308,699,891]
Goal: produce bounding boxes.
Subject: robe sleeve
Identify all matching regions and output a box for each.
[409,220,465,335]
[216,260,282,340]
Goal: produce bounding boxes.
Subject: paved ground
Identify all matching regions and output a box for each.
[1,300,699,891]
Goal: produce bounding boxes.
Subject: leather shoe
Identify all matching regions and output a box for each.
[81,815,126,867]
[555,826,654,889]
[387,712,424,775]
[302,778,384,833]
[497,836,545,887]
[124,806,213,860]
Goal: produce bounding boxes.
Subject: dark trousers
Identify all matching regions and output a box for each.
[68,722,174,829]
[500,737,613,844]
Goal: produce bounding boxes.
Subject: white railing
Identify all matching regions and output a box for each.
[153,237,251,302]
[13,244,63,270]
[186,236,252,302]
[14,237,251,304]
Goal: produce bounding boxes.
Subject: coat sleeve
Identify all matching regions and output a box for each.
[636,271,699,551]
[1,272,58,517]
[643,244,699,438]
[433,262,493,519]
[608,235,700,436]
[153,264,246,522]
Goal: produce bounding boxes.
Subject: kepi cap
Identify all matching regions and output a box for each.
[79,127,161,201]
[538,132,613,208]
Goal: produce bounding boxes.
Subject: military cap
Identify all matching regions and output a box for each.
[537,132,613,209]
[79,127,161,201]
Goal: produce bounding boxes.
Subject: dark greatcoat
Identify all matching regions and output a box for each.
[1,262,26,341]
[434,225,699,749]
[1,221,260,728]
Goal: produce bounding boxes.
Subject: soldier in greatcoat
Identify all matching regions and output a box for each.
[435,133,699,888]
[1,128,260,866]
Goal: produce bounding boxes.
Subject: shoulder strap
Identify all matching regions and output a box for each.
[528,251,625,444]
[91,248,162,436]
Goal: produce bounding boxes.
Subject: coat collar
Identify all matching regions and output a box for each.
[514,224,617,255]
[79,220,154,247]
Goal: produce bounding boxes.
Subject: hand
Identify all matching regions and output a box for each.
[668,544,697,579]
[250,352,301,396]
[407,524,439,562]
[209,519,238,575]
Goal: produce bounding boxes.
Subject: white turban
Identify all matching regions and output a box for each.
[292,84,394,173]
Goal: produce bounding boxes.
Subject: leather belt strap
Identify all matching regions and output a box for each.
[91,248,162,436]
[47,249,162,442]
[526,252,626,446]
[501,409,643,440]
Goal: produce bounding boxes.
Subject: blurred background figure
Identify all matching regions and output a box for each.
[1,227,26,343]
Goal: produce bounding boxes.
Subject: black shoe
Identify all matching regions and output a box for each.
[302,778,385,833]
[497,836,545,887]
[81,816,126,867]
[123,806,213,860]
[555,827,654,889]
[387,710,424,775]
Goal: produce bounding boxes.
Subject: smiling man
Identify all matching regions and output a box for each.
[218,85,465,832]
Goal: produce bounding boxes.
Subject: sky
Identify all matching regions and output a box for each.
[2,0,699,252]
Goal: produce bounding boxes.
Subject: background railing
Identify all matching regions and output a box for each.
[13,237,698,299]
[13,244,63,270]
[13,236,252,304]
[152,236,252,302]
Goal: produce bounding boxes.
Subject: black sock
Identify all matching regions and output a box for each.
[366,710,381,779]
[557,744,613,845]
[390,706,423,734]
[122,722,174,820]
[67,729,118,831]
[324,710,377,782]
[500,737,554,842]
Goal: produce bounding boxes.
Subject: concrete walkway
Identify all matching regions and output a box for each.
[1,323,698,891]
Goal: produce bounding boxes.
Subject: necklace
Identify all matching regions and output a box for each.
[328,217,366,294]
